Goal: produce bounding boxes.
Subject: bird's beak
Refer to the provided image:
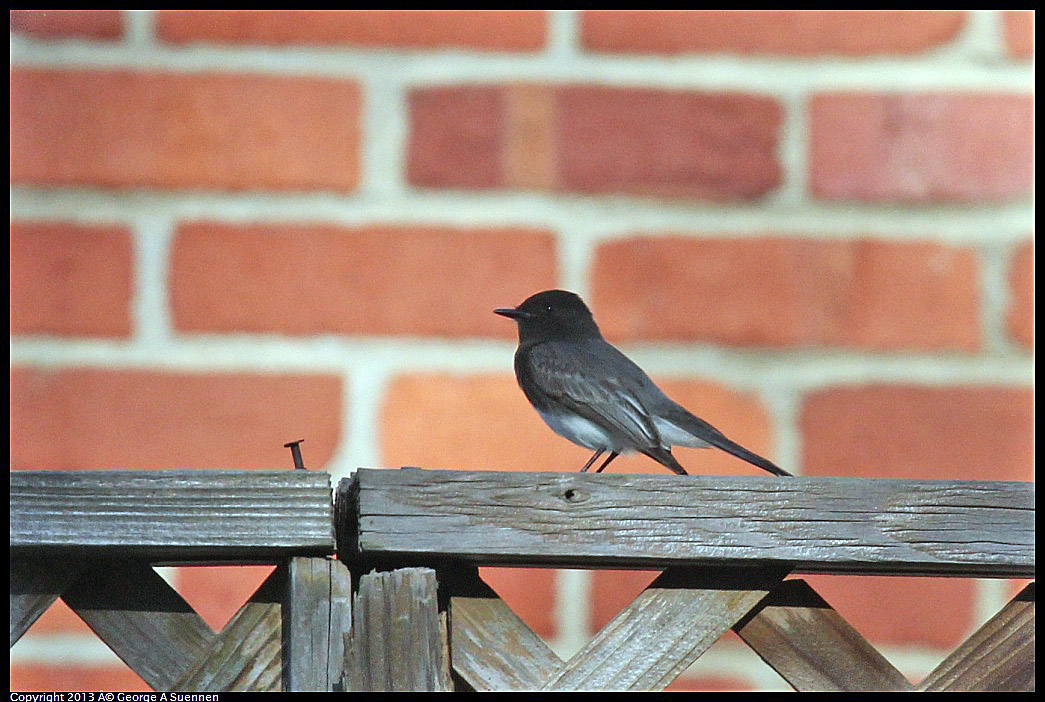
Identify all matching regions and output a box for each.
[494,307,531,320]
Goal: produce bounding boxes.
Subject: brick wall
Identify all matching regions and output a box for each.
[10,10,1034,692]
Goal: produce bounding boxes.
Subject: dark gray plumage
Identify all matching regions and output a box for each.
[495,289,791,477]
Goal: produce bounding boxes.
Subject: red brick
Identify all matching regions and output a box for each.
[15,597,94,636]
[11,663,150,692]
[810,93,1034,202]
[1003,10,1035,59]
[1009,579,1034,599]
[804,575,976,649]
[479,567,558,639]
[582,10,964,56]
[667,674,755,692]
[801,386,1034,481]
[382,374,776,476]
[157,10,546,51]
[175,565,276,632]
[593,237,980,351]
[590,570,660,633]
[9,368,342,471]
[170,222,557,337]
[10,222,133,338]
[407,86,506,190]
[557,86,782,200]
[10,9,123,40]
[407,85,784,200]
[10,68,360,191]
[1008,241,1034,349]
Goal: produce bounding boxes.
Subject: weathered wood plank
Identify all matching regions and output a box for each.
[734,578,914,691]
[61,561,215,691]
[283,557,353,692]
[344,470,1033,577]
[11,471,334,560]
[543,567,787,691]
[327,559,353,692]
[919,582,1034,692]
[10,559,84,646]
[446,568,563,691]
[174,566,285,692]
[344,568,452,692]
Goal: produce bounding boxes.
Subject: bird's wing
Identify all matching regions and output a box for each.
[520,340,664,451]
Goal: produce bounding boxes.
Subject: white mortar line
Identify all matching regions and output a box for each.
[9,34,1034,91]
[9,187,1035,245]
[131,215,175,347]
[552,568,592,660]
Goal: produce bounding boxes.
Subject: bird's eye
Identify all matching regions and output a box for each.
[546,305,553,312]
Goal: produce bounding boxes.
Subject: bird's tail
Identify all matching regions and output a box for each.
[640,446,689,476]
[703,432,792,477]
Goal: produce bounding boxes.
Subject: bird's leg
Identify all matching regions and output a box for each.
[579,448,605,472]
[594,451,620,473]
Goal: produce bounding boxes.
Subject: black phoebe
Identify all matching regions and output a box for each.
[495,289,791,477]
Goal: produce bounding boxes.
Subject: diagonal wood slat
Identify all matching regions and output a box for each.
[733,578,914,691]
[61,561,215,691]
[542,567,788,691]
[446,568,563,691]
[918,582,1035,692]
[10,559,84,647]
[173,565,285,692]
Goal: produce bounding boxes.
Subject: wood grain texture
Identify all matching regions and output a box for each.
[446,568,563,691]
[734,578,914,691]
[345,470,1033,577]
[11,471,334,560]
[10,558,84,646]
[545,567,787,691]
[919,582,1035,692]
[174,565,285,692]
[61,561,215,691]
[284,557,353,692]
[344,568,452,692]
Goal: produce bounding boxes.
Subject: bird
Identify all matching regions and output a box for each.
[494,289,791,477]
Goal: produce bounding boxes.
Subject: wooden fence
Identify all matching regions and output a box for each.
[10,468,1035,692]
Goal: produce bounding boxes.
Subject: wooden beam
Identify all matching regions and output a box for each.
[10,559,84,646]
[919,582,1035,692]
[61,561,214,691]
[11,471,334,561]
[343,470,1033,577]
[734,578,914,691]
[343,568,452,691]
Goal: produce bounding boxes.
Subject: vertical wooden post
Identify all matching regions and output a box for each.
[283,557,353,691]
[342,567,452,691]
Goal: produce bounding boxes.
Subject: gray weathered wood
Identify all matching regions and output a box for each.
[543,567,787,691]
[327,559,353,691]
[61,561,215,691]
[284,557,352,692]
[11,471,334,560]
[344,470,1033,577]
[919,582,1034,692]
[446,568,563,691]
[344,568,452,692]
[10,558,84,646]
[174,565,285,692]
[734,578,914,691]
